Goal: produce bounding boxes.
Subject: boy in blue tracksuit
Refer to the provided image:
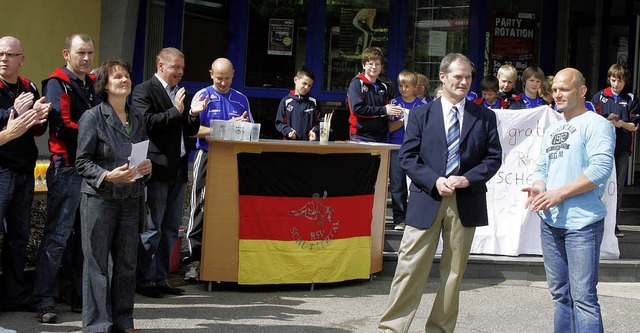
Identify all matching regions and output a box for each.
[509,66,545,109]
[347,47,403,142]
[275,67,323,141]
[387,70,427,231]
[473,75,508,109]
[591,63,639,237]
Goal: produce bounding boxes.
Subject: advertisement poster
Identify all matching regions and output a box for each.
[428,30,447,57]
[268,19,294,56]
[489,12,537,80]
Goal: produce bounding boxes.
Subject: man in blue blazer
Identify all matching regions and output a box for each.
[379,53,502,333]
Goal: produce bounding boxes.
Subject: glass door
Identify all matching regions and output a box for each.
[407,0,471,95]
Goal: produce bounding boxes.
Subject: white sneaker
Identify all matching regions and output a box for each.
[184,261,200,281]
[0,326,18,333]
[394,222,406,231]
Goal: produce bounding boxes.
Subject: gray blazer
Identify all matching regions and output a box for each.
[76,102,149,199]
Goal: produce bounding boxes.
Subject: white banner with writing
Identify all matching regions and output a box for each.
[436,106,620,259]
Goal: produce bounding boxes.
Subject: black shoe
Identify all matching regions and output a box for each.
[157,285,185,295]
[37,306,57,323]
[135,286,164,298]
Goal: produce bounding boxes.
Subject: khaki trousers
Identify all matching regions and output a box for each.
[378,194,476,333]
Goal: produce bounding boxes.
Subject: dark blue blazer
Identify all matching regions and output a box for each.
[400,98,502,229]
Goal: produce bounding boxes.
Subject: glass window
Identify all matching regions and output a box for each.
[323,1,390,92]
[406,0,470,95]
[182,0,229,82]
[143,0,166,81]
[484,1,541,91]
[245,0,308,88]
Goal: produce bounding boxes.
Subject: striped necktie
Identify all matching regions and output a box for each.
[445,106,460,176]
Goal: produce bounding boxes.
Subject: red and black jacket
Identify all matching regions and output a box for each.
[43,67,99,167]
[473,97,508,109]
[347,73,390,143]
[592,86,639,153]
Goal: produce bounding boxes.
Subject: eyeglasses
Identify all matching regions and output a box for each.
[365,62,382,68]
[0,52,22,58]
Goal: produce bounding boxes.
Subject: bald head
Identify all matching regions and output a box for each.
[0,36,22,50]
[552,67,588,116]
[211,58,233,73]
[210,58,235,93]
[555,68,585,90]
[0,36,25,83]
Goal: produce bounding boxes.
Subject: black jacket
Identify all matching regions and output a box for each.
[132,76,199,182]
[0,76,46,174]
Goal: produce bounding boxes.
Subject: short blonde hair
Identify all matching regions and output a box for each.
[497,64,517,80]
[417,74,428,89]
[397,70,418,86]
[434,84,444,98]
[156,47,184,65]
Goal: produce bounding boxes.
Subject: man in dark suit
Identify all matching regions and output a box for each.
[378,53,502,333]
[133,47,200,298]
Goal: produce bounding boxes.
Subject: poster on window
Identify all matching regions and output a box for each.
[428,30,447,57]
[268,19,294,56]
[489,12,537,81]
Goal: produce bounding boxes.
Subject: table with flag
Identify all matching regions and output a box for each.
[200,139,399,285]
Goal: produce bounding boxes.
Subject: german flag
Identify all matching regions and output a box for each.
[237,152,380,284]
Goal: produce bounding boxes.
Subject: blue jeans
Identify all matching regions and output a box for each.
[0,167,34,307]
[137,181,184,287]
[540,219,604,333]
[33,165,83,309]
[389,149,407,223]
[81,194,139,332]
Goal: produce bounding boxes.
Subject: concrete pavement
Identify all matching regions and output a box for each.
[2,275,640,333]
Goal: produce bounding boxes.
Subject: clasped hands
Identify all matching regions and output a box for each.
[13,92,51,125]
[436,175,469,197]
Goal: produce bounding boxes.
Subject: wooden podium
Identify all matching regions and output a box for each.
[200,138,398,283]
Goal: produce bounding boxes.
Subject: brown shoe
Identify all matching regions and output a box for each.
[121,329,140,333]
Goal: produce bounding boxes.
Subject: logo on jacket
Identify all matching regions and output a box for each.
[599,95,609,104]
[286,104,294,112]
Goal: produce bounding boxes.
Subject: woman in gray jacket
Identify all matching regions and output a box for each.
[76,60,151,333]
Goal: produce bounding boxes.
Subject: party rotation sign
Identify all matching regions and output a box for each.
[489,12,538,79]
[236,152,380,284]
